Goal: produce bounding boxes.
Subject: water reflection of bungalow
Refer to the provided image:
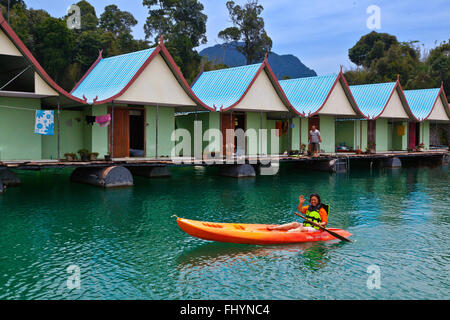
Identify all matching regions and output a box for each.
[0,11,86,161]
[403,85,450,150]
[279,71,363,153]
[71,36,213,159]
[186,57,299,157]
[349,79,417,152]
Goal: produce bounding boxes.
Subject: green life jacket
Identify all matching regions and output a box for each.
[303,204,329,230]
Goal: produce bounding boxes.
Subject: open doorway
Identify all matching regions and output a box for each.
[129,109,145,157]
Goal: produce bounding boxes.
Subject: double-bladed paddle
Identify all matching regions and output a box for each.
[294,212,352,243]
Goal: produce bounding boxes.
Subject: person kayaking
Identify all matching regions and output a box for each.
[267,194,328,232]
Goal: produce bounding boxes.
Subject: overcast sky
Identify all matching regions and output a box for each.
[24,0,450,75]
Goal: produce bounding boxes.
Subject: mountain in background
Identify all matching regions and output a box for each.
[199,42,317,79]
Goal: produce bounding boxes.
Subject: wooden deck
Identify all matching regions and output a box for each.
[0,150,447,170]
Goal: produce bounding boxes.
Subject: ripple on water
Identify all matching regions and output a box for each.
[0,166,448,299]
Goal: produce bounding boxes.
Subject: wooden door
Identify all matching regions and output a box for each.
[221,113,234,156]
[110,108,130,158]
[368,120,376,150]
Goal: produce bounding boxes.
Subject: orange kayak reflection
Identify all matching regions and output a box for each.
[177,218,352,245]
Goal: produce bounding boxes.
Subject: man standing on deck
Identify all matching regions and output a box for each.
[309,125,322,158]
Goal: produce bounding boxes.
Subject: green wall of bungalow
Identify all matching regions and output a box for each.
[335,119,432,153]
[0,97,436,162]
[0,100,179,161]
[0,97,42,160]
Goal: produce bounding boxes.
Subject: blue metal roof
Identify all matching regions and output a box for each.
[72,48,155,104]
[191,63,262,109]
[349,82,396,119]
[279,74,338,115]
[403,88,441,120]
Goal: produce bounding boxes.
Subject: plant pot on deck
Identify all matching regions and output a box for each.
[90,153,99,161]
[78,149,90,162]
[64,153,77,161]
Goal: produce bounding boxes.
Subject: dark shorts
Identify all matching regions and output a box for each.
[311,143,320,152]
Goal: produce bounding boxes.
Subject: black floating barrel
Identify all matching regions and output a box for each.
[70,166,133,188]
[0,168,21,186]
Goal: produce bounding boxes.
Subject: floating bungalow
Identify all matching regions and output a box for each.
[70,36,213,160]
[0,11,86,161]
[403,85,450,150]
[279,70,363,153]
[184,57,299,157]
[349,79,418,152]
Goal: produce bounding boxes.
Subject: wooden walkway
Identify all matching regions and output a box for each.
[0,151,447,170]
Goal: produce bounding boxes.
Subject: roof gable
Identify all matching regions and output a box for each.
[117,53,197,107]
[428,95,450,121]
[379,87,409,119]
[233,69,288,112]
[0,27,21,56]
[319,79,356,116]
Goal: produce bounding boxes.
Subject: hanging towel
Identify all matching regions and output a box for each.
[96,114,111,127]
[35,110,54,136]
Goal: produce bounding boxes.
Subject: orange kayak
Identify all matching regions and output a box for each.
[177,218,352,245]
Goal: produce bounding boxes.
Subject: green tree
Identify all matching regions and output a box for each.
[142,0,207,46]
[0,0,25,15]
[73,30,103,69]
[34,17,75,81]
[218,0,272,65]
[99,5,137,37]
[348,31,398,68]
[426,41,450,97]
[76,0,98,32]
[373,41,420,84]
[142,0,208,82]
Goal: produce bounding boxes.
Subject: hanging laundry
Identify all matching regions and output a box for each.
[35,110,54,136]
[86,115,96,125]
[96,114,111,127]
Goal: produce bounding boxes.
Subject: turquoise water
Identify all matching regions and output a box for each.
[0,164,448,300]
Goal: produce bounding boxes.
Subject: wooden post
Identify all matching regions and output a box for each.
[57,96,61,161]
[260,111,263,156]
[299,116,302,151]
[156,104,159,159]
[360,119,362,150]
[111,101,114,159]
